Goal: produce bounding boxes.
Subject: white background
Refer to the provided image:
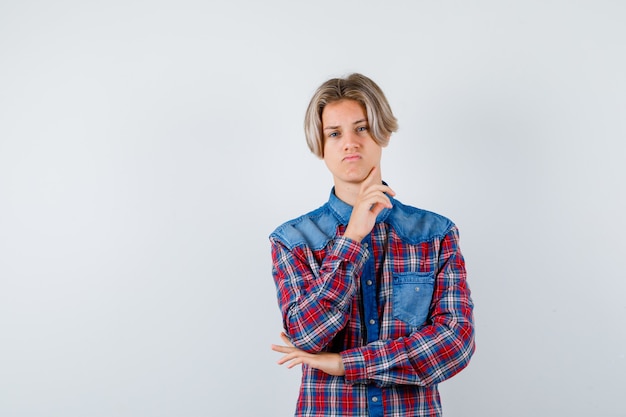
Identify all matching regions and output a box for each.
[1,1,625,416]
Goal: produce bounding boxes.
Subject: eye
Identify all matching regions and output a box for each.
[356,125,369,133]
[327,131,340,138]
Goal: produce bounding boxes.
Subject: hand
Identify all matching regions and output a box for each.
[271,332,346,376]
[344,166,395,242]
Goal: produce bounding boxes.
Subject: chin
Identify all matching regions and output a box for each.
[345,173,369,184]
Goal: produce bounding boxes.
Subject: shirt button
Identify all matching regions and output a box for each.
[366,280,373,286]
[415,286,420,292]
[372,396,379,402]
[363,242,369,249]
[369,319,375,325]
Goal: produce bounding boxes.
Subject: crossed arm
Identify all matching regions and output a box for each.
[271,167,394,376]
[272,248,474,384]
[272,244,475,386]
[271,170,475,384]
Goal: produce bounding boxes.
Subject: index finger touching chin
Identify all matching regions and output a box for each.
[362,166,379,187]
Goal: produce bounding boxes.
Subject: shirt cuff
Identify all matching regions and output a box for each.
[330,236,368,268]
[341,346,369,384]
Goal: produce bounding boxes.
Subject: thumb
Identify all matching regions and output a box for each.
[280,332,294,347]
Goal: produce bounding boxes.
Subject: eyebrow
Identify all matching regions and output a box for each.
[323,119,368,131]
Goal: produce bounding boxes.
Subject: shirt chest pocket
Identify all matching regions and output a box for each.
[392,272,435,327]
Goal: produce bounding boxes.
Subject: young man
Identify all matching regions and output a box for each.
[270,73,475,417]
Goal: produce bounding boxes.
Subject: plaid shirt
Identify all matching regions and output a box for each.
[270,188,475,417]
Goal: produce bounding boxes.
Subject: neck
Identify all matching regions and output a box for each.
[333,183,360,206]
[333,171,383,206]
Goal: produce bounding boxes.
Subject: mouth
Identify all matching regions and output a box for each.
[343,154,361,162]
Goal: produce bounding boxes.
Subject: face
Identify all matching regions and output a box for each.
[322,99,383,188]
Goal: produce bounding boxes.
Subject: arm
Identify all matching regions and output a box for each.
[271,332,346,376]
[341,226,475,387]
[272,167,395,353]
[271,234,367,353]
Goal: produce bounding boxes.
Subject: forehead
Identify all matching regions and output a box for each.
[322,99,367,126]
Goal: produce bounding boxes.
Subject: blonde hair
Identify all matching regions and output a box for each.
[304,73,398,158]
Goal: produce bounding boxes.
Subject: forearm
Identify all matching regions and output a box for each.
[342,235,475,387]
[272,236,367,353]
[341,314,475,386]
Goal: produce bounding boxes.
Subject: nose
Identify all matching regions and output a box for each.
[343,130,360,151]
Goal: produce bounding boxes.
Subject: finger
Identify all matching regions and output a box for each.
[357,166,378,192]
[361,183,395,197]
[276,349,300,365]
[362,188,393,202]
[277,351,308,366]
[277,353,296,366]
[361,192,393,210]
[271,344,285,353]
[286,358,304,369]
[271,344,295,354]
[280,332,294,347]
[369,202,387,216]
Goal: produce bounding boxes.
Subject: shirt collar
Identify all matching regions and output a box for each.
[327,184,393,226]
